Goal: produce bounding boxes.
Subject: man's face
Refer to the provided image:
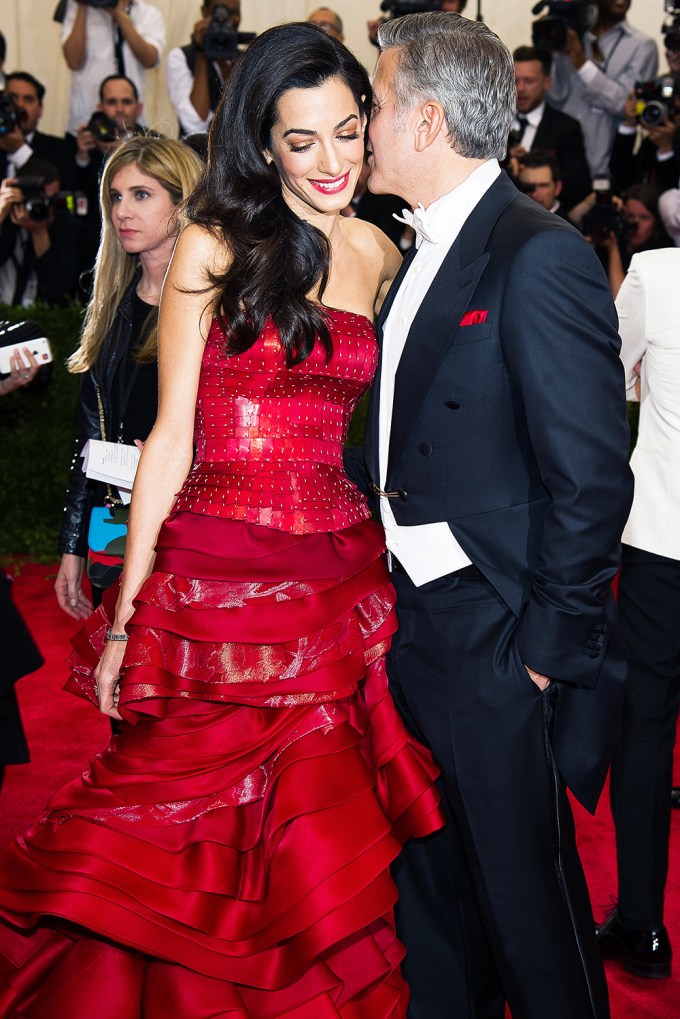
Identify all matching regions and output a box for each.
[514,61,549,114]
[202,0,240,28]
[442,1,467,10]
[99,79,142,131]
[5,78,42,135]
[368,48,415,197]
[598,0,631,23]
[519,165,560,210]
[307,9,343,41]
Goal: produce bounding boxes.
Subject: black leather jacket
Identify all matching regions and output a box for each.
[58,273,141,557]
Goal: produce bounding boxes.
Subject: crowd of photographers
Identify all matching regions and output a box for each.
[1,0,680,309]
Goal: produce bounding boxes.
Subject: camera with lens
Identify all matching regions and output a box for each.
[635,76,676,127]
[582,177,625,245]
[13,176,88,222]
[201,4,256,62]
[379,0,445,14]
[86,110,145,146]
[531,0,597,51]
[0,92,27,138]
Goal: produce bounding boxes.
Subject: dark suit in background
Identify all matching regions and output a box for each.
[531,102,591,209]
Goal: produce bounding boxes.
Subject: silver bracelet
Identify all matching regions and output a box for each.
[105,629,129,642]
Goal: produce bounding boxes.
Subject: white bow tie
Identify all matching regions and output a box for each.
[393,202,440,249]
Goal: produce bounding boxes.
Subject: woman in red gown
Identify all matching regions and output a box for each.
[0,23,443,1018]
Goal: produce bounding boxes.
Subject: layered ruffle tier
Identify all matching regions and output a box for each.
[0,514,443,1018]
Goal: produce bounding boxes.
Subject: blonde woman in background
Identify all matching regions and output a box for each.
[55,135,203,616]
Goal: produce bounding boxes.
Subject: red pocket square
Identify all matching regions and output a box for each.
[460,310,488,326]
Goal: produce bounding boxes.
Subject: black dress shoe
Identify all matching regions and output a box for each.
[672,786,680,809]
[596,908,672,979]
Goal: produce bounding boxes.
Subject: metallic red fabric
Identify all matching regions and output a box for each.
[173,310,377,534]
[0,312,443,1017]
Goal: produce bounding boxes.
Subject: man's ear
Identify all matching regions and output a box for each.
[414,100,447,153]
[555,178,563,197]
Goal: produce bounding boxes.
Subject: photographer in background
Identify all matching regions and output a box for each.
[0,73,74,188]
[577,180,671,296]
[368,1,466,47]
[517,149,573,218]
[166,1,242,137]
[610,80,680,193]
[509,45,590,209]
[308,7,344,40]
[60,0,165,139]
[0,158,81,306]
[71,74,147,293]
[548,0,658,177]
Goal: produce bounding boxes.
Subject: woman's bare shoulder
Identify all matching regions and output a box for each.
[170,223,231,288]
[345,217,402,283]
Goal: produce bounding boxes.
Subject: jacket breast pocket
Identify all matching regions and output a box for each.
[451,323,493,345]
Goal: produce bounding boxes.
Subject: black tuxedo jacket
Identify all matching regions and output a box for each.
[348,172,633,812]
[0,131,75,189]
[532,102,591,210]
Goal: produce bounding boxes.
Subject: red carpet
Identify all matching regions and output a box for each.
[2,562,679,1018]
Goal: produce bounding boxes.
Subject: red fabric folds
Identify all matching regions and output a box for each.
[0,515,443,1018]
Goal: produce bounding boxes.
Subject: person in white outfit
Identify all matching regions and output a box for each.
[596,248,680,979]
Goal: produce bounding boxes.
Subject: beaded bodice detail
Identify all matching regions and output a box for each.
[173,309,377,534]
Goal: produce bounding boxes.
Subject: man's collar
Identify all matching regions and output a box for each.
[587,19,632,42]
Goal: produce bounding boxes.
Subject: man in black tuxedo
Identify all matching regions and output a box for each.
[509,46,590,211]
[348,11,633,1018]
[0,73,74,188]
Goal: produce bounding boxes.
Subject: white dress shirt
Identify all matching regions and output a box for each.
[60,0,166,136]
[166,46,225,135]
[512,101,544,151]
[378,158,501,586]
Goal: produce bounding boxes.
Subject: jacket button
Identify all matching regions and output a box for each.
[397,490,407,500]
[420,443,433,456]
[445,400,460,410]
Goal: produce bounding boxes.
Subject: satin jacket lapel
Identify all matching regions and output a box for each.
[386,172,518,479]
[365,244,419,483]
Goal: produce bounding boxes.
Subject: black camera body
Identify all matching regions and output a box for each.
[635,76,676,127]
[583,178,625,245]
[0,92,27,138]
[380,0,445,14]
[531,0,597,51]
[202,5,255,62]
[13,176,88,222]
[82,0,118,7]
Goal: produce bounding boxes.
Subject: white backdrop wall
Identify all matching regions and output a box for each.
[1,1,669,138]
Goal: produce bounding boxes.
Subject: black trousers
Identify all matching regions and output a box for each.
[389,567,609,1019]
[610,544,680,929]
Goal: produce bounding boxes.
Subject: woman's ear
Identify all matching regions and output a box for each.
[262,150,274,166]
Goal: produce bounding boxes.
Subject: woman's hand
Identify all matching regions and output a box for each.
[0,347,40,396]
[55,553,94,618]
[94,638,125,720]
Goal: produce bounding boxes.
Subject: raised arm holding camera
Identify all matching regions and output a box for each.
[60,0,165,139]
[0,158,82,307]
[166,1,254,137]
[546,0,658,177]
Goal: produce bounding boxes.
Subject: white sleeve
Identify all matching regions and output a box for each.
[166,47,213,135]
[615,255,648,401]
[576,37,659,117]
[59,0,77,44]
[135,3,167,64]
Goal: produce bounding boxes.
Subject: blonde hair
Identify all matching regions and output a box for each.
[68,136,204,372]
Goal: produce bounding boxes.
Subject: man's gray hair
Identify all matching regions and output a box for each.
[376,12,516,160]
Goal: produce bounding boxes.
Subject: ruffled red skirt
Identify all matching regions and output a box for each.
[0,514,443,1018]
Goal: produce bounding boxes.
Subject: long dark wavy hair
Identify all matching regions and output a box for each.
[185,23,371,366]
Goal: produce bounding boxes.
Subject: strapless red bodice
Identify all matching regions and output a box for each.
[173,309,377,533]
